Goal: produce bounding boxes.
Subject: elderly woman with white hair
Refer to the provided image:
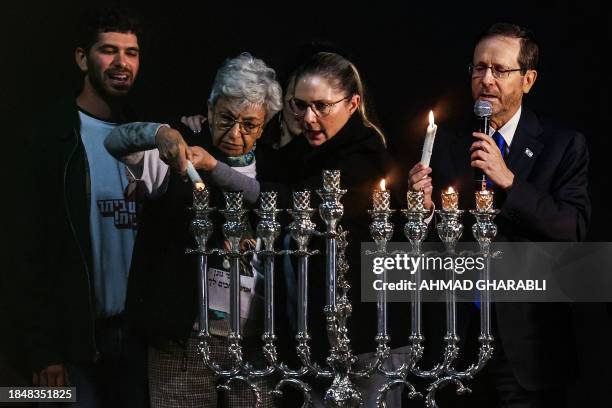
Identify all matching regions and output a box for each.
[104,53,282,408]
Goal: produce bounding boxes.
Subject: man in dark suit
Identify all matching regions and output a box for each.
[408,23,590,407]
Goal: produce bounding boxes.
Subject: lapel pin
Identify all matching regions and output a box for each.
[524,148,534,158]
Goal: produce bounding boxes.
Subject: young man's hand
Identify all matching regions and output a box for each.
[33,364,68,387]
[155,127,191,175]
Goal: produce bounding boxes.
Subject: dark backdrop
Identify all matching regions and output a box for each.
[3,1,608,238]
[2,1,610,406]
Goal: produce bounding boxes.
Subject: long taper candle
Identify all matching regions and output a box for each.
[420,110,438,167]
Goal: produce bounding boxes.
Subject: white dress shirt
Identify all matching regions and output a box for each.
[490,106,522,155]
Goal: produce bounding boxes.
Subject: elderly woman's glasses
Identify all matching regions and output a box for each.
[289,96,349,118]
[214,113,264,136]
[469,64,523,79]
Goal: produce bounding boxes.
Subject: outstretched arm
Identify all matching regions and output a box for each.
[104,122,166,174]
[190,146,260,205]
[105,122,188,198]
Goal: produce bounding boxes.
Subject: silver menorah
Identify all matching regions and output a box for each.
[186,170,500,407]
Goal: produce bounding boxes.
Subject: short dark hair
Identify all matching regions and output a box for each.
[477,23,539,72]
[77,5,142,51]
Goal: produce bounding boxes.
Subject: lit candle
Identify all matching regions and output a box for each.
[186,161,205,191]
[406,190,425,211]
[475,187,494,212]
[441,186,459,211]
[373,179,390,211]
[193,187,210,210]
[420,110,437,167]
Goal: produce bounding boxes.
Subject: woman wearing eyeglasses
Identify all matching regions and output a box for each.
[107,51,404,407]
[105,53,282,408]
[189,52,408,407]
[286,51,405,407]
[189,52,390,209]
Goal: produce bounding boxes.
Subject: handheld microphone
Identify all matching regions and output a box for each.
[473,100,492,185]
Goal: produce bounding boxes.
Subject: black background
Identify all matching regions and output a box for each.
[2,1,610,406]
[3,1,609,239]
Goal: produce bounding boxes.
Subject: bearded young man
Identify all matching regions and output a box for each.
[20,6,149,407]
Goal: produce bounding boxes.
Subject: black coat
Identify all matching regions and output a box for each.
[127,115,403,358]
[424,108,591,391]
[258,114,408,358]
[17,97,138,371]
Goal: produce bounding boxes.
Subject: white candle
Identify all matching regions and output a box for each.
[186,161,205,191]
[420,110,437,167]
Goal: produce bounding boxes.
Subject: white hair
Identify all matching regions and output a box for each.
[208,52,283,122]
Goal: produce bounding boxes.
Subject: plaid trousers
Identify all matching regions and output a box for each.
[149,333,276,408]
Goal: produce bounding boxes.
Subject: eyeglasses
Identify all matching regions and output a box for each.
[213,113,264,136]
[469,64,523,79]
[289,96,350,118]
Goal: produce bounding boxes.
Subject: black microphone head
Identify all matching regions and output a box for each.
[474,100,493,118]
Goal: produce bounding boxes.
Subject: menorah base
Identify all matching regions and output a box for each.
[188,180,498,408]
[324,374,362,407]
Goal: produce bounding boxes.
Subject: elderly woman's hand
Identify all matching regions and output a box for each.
[190,146,217,172]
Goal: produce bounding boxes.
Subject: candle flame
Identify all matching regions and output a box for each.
[428,110,435,127]
[446,186,455,194]
[379,179,386,191]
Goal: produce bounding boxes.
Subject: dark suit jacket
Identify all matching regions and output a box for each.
[427,107,591,390]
